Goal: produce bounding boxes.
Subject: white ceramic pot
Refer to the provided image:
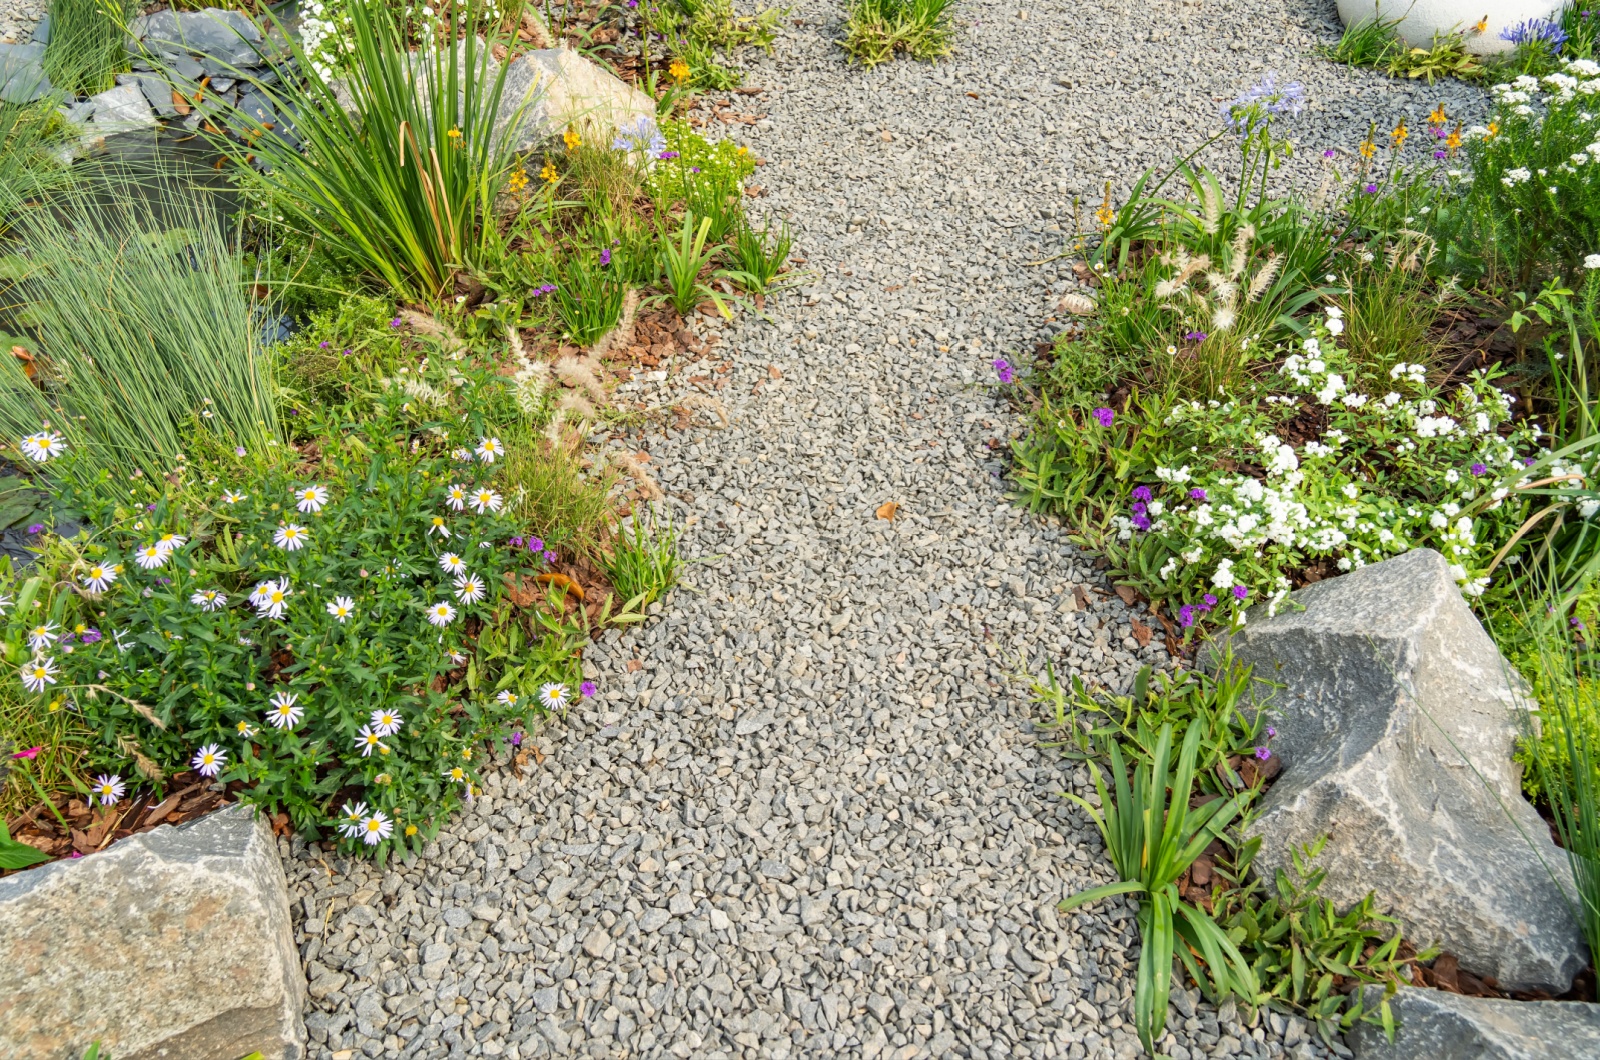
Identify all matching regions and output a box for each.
[1335,0,1565,55]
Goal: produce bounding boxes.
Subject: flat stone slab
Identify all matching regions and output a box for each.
[1222,548,1586,992]
[1348,986,1600,1058]
[0,803,306,1060]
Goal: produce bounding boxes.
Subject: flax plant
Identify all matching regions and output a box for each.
[0,181,279,486]
[214,0,525,301]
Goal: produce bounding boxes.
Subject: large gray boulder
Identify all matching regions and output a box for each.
[0,803,306,1059]
[1220,548,1586,992]
[1348,985,1600,1058]
[498,44,659,152]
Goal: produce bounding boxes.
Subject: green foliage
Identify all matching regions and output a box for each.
[45,0,136,96]
[1060,723,1256,1056]
[0,182,280,489]
[649,122,754,242]
[651,213,729,318]
[0,817,50,869]
[13,351,579,860]
[644,0,783,90]
[728,214,793,294]
[840,0,955,67]
[1386,31,1483,82]
[214,0,519,301]
[0,101,73,228]
[603,506,680,606]
[1325,4,1405,69]
[548,251,627,346]
[501,441,615,559]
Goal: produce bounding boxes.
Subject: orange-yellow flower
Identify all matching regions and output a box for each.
[1390,120,1408,149]
[540,160,558,184]
[1428,104,1447,127]
[563,127,581,150]
[669,58,690,83]
[1358,139,1376,160]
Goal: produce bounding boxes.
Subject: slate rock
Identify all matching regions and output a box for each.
[1347,985,1600,1059]
[0,41,50,104]
[1222,548,1586,992]
[0,804,306,1060]
[88,82,158,131]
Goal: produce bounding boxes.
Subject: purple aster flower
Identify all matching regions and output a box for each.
[1232,585,1248,601]
[992,358,1015,384]
[1189,487,1207,501]
[1254,746,1272,761]
[1131,485,1152,502]
[1471,463,1487,476]
[26,523,43,535]
[1179,604,1196,628]
[389,317,403,328]
[1362,183,1378,194]
[581,681,597,697]
[319,341,331,349]
[81,629,101,644]
[1092,407,1114,427]
[600,248,612,267]
[1184,331,1207,341]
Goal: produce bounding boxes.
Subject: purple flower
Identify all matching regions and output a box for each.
[1433,149,1446,160]
[1130,500,1148,518]
[11,745,41,759]
[235,446,246,457]
[1525,457,1537,467]
[26,523,43,535]
[627,0,638,7]
[599,248,612,267]
[1501,18,1569,53]
[1203,593,1218,609]
[1322,148,1336,158]
[1184,331,1207,341]
[1471,463,1487,476]
[581,681,597,697]
[1179,604,1197,628]
[1219,72,1306,133]
[690,166,701,174]
[1265,726,1276,737]
[342,348,352,356]
[1254,746,1272,761]
[319,341,331,349]
[1131,485,1153,502]
[992,358,1015,384]
[389,317,403,328]
[542,549,557,563]
[1232,585,1248,601]
[1189,487,1207,501]
[1092,407,1114,427]
[1131,512,1152,532]
[81,629,101,644]
[511,731,523,746]
[659,150,679,160]
[527,536,545,552]
[156,577,171,586]
[1362,183,1378,194]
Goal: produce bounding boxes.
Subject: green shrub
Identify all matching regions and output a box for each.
[840,0,954,67]
[1326,3,1405,70]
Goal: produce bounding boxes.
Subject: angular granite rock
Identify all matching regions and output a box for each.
[0,803,306,1060]
[1220,548,1586,991]
[1348,985,1600,1058]
[499,43,658,151]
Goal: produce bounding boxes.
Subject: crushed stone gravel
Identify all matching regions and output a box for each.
[282,1,1483,1058]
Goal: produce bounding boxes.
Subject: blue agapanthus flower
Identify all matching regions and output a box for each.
[1219,72,1306,132]
[1501,18,1570,54]
[612,116,667,155]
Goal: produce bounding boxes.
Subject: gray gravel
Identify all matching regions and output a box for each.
[283,1,1484,1058]
[0,0,42,44]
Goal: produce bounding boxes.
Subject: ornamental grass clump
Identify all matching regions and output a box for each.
[0,352,588,861]
[840,0,954,68]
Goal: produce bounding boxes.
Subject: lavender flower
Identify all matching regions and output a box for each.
[1362,183,1378,194]
[1184,331,1207,341]
[659,149,680,160]
[511,731,523,746]
[389,317,403,328]
[1189,487,1207,501]
[1220,72,1306,132]
[600,248,612,267]
[1092,407,1114,427]
[992,358,1015,384]
[26,523,42,535]
[1254,746,1272,760]
[1131,485,1152,502]
[1265,726,1276,737]
[1179,604,1197,628]
[1471,463,1487,476]
[1131,511,1152,532]
[319,341,331,349]
[1501,18,1569,54]
[1232,585,1248,601]
[611,115,666,155]
[1202,593,1218,609]
[581,681,597,697]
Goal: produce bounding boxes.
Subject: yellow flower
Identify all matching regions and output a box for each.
[506,168,528,192]
[540,159,558,184]
[1428,104,1448,127]
[736,145,748,156]
[405,824,418,836]
[1358,139,1376,160]
[669,58,690,83]
[1446,124,1462,154]
[1093,180,1117,231]
[1473,16,1488,33]
[1390,120,1408,149]
[447,127,463,147]
[563,127,581,150]
[1487,120,1500,138]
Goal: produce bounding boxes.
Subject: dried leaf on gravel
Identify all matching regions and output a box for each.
[876,501,899,521]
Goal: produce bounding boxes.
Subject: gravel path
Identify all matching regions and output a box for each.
[282,2,1487,1059]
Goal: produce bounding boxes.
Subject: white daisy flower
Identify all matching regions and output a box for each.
[443,764,469,785]
[134,543,169,570]
[326,596,355,623]
[355,724,385,756]
[475,436,504,463]
[0,593,12,616]
[26,622,58,651]
[445,484,468,511]
[221,489,247,504]
[192,743,227,777]
[266,690,304,730]
[496,689,519,707]
[154,532,187,554]
[454,574,486,604]
[273,524,310,551]
[21,655,58,693]
[235,719,257,739]
[360,810,393,845]
[369,707,403,736]
[426,601,458,627]
[539,682,569,709]
[452,447,473,462]
[337,800,369,838]
[81,564,117,593]
[190,589,227,611]
[438,552,466,575]
[428,514,451,538]
[447,649,467,666]
[91,774,125,806]
[294,485,330,513]
[20,430,66,462]
[250,578,292,618]
[469,488,503,514]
